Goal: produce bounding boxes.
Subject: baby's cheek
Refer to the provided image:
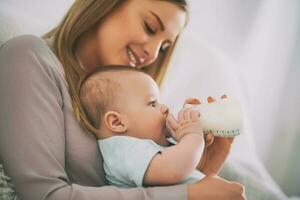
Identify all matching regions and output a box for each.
[154,117,165,133]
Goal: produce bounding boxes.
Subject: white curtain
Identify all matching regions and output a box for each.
[161,0,300,197]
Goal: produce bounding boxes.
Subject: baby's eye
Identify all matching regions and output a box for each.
[148,101,157,107]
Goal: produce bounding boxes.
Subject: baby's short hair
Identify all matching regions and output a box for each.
[79,65,145,129]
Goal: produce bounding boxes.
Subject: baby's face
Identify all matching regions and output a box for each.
[118,72,169,146]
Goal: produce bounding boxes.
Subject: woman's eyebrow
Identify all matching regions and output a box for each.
[149,11,165,31]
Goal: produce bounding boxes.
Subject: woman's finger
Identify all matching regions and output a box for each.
[220,94,227,99]
[204,133,214,146]
[227,137,235,144]
[207,96,215,103]
[183,98,201,108]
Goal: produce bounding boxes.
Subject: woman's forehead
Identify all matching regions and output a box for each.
[127,0,187,34]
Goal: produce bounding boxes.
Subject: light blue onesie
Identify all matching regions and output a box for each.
[98,136,205,188]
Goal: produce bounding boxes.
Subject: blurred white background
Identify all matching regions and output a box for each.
[0,0,299,199]
[161,0,300,198]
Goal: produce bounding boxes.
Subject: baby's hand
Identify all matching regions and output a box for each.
[166,107,203,142]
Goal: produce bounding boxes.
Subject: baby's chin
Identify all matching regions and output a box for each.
[157,135,170,147]
[157,126,172,146]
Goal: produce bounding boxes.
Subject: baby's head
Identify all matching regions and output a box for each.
[79,65,170,146]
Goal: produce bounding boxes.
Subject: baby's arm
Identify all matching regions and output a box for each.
[143,108,205,186]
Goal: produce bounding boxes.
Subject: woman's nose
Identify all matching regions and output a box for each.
[160,104,169,115]
[142,39,162,64]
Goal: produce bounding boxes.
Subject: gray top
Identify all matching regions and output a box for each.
[0,35,187,200]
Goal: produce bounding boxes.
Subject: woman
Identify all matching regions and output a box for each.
[0,0,245,199]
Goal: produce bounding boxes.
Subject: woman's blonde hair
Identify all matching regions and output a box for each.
[44,0,188,134]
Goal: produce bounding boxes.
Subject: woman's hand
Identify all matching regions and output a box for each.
[184,96,235,175]
[188,175,246,200]
[197,133,234,175]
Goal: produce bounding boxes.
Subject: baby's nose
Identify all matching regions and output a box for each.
[160,104,169,115]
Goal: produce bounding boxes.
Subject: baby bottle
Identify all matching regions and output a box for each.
[184,97,243,137]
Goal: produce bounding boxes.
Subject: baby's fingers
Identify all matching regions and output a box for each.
[178,108,188,122]
[184,108,193,121]
[191,110,201,122]
[166,113,179,137]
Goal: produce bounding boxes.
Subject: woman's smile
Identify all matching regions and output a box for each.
[126,46,141,67]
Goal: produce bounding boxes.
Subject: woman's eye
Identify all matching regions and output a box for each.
[144,21,156,35]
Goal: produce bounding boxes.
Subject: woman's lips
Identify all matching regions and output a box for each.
[126,47,144,67]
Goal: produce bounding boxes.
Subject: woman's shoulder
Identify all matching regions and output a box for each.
[0,34,63,78]
[1,35,56,60]
[2,34,48,51]
[0,34,65,105]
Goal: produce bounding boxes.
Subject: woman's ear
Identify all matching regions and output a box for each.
[104,111,128,133]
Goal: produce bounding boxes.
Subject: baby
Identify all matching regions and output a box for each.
[79,65,205,188]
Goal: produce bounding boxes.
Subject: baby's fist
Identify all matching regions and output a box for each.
[166,108,203,142]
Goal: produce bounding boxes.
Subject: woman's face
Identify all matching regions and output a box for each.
[93,0,186,69]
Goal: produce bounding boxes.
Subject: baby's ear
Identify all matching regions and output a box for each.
[104,111,128,133]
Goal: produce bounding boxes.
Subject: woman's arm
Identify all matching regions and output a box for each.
[197,134,234,175]
[0,35,187,200]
